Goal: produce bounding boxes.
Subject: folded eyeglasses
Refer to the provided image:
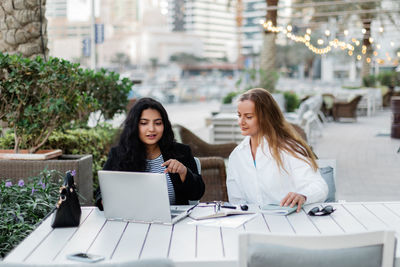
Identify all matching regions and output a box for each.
[308,205,336,216]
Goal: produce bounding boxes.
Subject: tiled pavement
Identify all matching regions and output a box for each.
[313,110,400,202]
[166,102,400,202]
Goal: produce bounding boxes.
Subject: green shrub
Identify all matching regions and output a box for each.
[222,91,241,104]
[0,54,96,153]
[362,75,377,87]
[0,53,132,153]
[0,124,118,188]
[78,68,133,124]
[377,71,397,89]
[0,170,62,258]
[283,91,300,112]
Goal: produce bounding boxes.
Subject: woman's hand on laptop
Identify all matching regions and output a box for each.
[162,159,187,182]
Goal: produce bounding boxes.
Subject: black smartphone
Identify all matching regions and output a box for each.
[66,252,105,263]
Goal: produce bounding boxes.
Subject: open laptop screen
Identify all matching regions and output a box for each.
[98,171,174,224]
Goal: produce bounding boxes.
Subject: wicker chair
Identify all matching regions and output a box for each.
[321,93,335,118]
[290,123,307,143]
[198,157,228,202]
[332,95,362,121]
[173,124,237,158]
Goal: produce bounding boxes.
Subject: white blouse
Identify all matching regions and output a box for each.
[227,136,328,205]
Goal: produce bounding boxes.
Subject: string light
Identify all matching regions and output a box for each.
[261,21,399,63]
[362,28,366,34]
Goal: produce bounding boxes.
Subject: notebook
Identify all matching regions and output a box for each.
[259,204,298,216]
[98,170,193,224]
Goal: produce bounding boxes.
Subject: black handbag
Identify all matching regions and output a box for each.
[51,171,82,228]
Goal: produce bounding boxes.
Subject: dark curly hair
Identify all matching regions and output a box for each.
[115,97,175,171]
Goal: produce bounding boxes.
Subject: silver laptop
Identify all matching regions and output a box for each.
[98,170,194,224]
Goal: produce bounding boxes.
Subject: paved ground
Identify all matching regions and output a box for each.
[313,109,400,202]
[165,102,400,202]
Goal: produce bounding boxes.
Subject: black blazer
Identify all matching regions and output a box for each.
[95,142,205,210]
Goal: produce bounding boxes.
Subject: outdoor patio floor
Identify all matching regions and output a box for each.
[313,109,400,202]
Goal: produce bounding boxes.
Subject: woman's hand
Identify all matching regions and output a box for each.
[280,192,307,213]
[162,159,187,182]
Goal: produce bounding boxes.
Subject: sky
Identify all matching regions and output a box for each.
[67,0,100,21]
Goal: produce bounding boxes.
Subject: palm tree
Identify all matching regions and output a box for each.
[229,0,279,91]
[0,0,48,59]
[260,0,279,90]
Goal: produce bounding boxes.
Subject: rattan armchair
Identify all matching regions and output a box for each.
[198,157,228,202]
[321,93,335,118]
[290,123,307,143]
[332,95,362,121]
[173,124,237,158]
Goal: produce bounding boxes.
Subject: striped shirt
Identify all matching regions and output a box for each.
[145,154,176,205]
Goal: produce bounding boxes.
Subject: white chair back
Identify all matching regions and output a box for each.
[239,231,396,267]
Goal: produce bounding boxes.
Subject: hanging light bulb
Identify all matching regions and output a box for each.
[325,30,330,36]
[357,55,362,60]
[348,51,353,56]
[369,37,374,43]
[379,27,384,33]
[344,30,349,36]
[305,35,311,41]
[366,58,371,63]
[306,28,311,35]
[362,28,367,34]
[390,41,395,47]
[376,44,381,50]
[317,39,324,45]
[287,25,292,32]
[373,51,378,56]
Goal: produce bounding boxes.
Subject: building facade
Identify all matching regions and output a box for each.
[167,0,238,62]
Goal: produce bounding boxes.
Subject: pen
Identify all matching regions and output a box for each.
[221,205,236,209]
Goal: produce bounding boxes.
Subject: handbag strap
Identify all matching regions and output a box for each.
[63,171,75,188]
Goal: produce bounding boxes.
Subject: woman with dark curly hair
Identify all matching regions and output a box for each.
[95,97,205,210]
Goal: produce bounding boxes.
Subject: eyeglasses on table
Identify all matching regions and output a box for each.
[308,205,336,216]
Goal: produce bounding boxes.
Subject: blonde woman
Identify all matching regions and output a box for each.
[227,88,328,212]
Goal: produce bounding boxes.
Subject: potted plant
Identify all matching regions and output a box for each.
[0,53,95,157]
[0,53,132,204]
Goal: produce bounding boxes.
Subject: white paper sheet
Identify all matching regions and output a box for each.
[186,213,257,228]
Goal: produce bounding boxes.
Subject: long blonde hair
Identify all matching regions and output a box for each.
[239,88,318,171]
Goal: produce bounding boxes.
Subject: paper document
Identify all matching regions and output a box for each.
[259,204,297,216]
[189,206,254,220]
[188,213,257,228]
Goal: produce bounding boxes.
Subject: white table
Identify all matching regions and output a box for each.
[4,202,400,267]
